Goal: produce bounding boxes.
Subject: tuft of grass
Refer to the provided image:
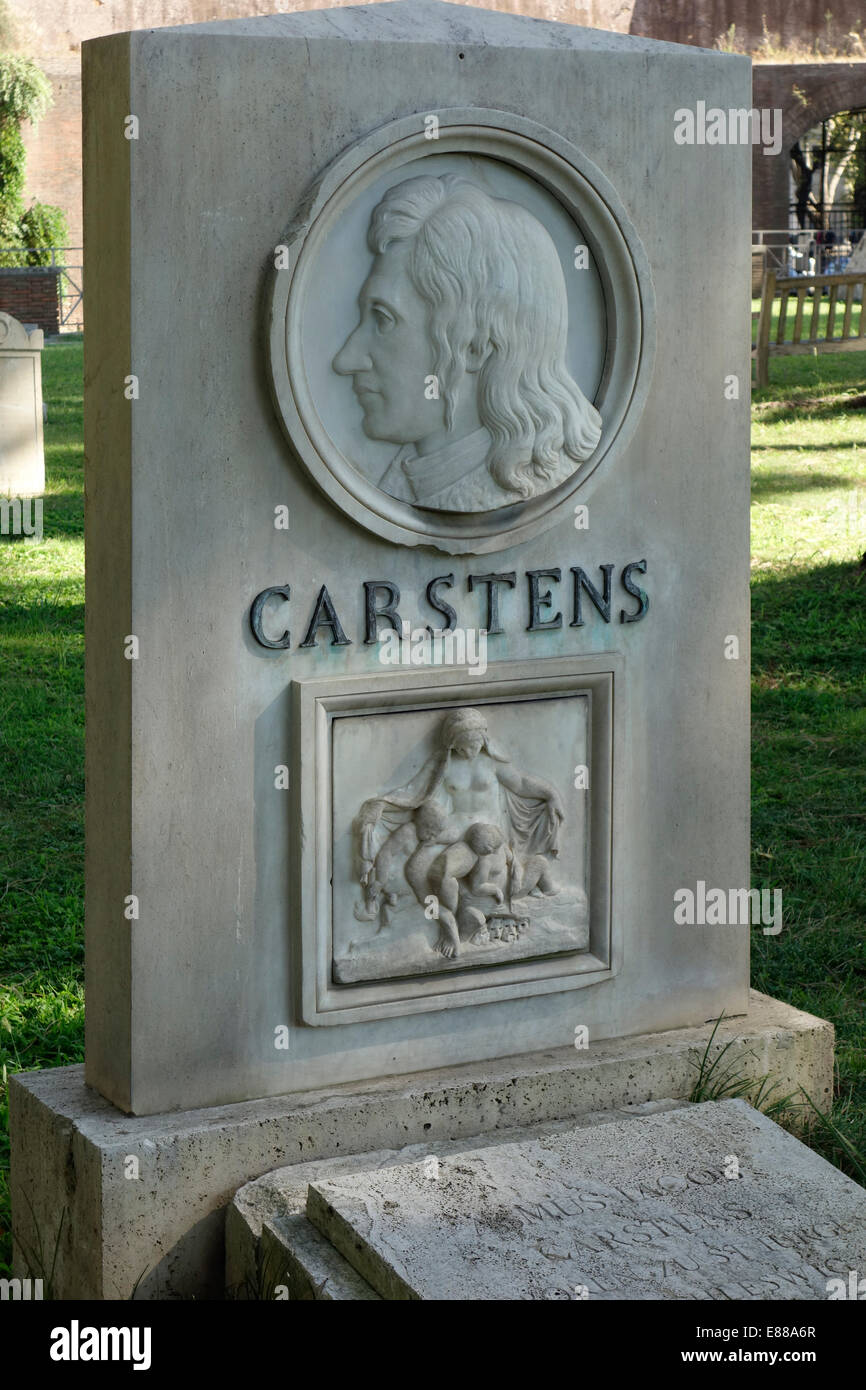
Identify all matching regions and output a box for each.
[689,1018,866,1186]
[12,1192,66,1300]
[225,1238,292,1302]
[800,1089,866,1186]
[688,1015,803,1131]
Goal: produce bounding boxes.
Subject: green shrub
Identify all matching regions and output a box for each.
[19,201,68,261]
[0,54,56,264]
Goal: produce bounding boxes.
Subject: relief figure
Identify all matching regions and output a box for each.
[354,707,572,962]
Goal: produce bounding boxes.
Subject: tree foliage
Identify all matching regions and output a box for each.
[0,53,67,262]
[791,110,866,231]
[0,53,51,124]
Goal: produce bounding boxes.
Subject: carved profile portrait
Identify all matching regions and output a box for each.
[332,174,603,514]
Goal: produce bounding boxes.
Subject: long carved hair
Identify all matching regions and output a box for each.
[368,174,602,499]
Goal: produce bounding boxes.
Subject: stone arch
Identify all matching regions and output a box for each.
[753,63,866,229]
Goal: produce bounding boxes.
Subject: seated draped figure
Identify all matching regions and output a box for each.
[332,173,603,513]
[349,706,589,973]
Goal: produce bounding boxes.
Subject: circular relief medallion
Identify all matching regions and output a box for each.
[266,109,655,555]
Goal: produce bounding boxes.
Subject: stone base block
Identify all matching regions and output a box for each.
[10,992,833,1299]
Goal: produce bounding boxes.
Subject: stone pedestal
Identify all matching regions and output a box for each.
[11,995,832,1299]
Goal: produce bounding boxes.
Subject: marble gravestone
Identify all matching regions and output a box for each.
[78,0,751,1118]
[15,0,803,1303]
[0,311,45,496]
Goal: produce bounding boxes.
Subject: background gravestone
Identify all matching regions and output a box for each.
[0,311,45,497]
[80,0,752,1118]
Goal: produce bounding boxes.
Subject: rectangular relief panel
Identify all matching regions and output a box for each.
[294,655,620,1024]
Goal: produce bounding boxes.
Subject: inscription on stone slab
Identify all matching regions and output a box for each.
[305,1102,866,1300]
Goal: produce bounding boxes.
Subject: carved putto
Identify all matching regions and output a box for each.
[333,175,602,514]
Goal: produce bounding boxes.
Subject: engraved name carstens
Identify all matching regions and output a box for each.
[332,174,602,514]
[249,561,648,651]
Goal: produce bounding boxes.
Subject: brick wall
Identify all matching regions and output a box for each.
[752,63,866,230]
[0,268,60,335]
[626,0,866,50]
[8,0,866,253]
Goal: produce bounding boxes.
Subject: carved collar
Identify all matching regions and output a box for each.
[390,427,492,506]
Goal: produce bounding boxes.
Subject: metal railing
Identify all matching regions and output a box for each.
[788,201,866,246]
[0,246,83,331]
[753,227,865,279]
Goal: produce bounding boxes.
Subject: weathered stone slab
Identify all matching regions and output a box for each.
[260,1215,380,1301]
[305,1101,866,1300]
[231,1099,686,1299]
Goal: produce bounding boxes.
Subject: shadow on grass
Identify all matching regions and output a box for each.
[0,602,85,627]
[751,440,865,456]
[753,393,866,426]
[750,469,858,499]
[751,556,865,657]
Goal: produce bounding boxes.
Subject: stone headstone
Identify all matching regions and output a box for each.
[80,0,752,1119]
[844,232,866,298]
[0,310,45,496]
[846,235,866,274]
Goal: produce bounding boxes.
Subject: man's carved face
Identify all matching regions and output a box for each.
[333,242,442,445]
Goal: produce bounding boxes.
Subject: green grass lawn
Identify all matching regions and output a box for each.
[0,339,864,1277]
[0,339,85,1277]
[750,351,866,1176]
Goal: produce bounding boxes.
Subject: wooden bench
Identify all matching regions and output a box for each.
[751,246,767,297]
[753,268,866,387]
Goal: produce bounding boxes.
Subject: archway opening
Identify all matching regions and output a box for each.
[788,109,866,271]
